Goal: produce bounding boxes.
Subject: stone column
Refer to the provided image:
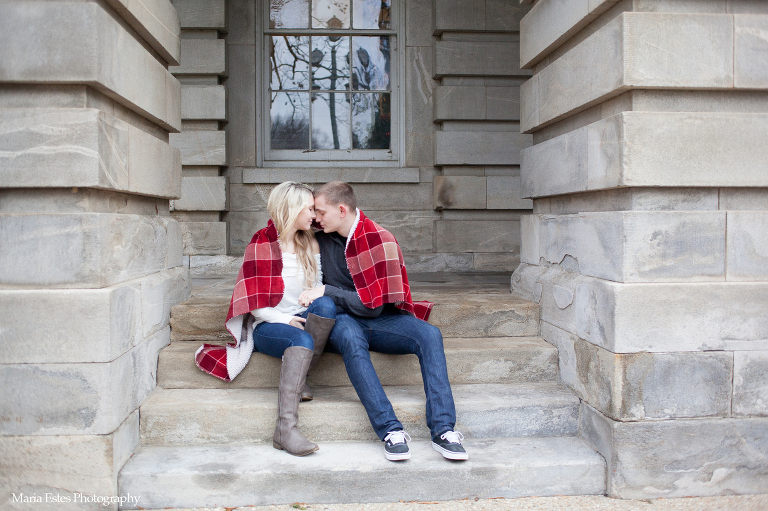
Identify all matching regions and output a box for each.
[514,0,768,499]
[0,1,189,509]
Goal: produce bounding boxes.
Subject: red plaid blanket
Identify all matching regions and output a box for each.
[347,211,433,321]
[195,221,283,381]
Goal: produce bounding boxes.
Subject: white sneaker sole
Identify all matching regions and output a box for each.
[385,450,411,461]
[432,441,469,460]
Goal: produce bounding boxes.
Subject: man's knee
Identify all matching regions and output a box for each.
[329,317,367,354]
[309,296,336,319]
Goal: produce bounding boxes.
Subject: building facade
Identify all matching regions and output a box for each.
[1,0,767,508]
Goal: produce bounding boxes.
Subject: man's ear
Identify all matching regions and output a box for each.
[339,204,348,218]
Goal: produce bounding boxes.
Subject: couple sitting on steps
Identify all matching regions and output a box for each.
[195,181,467,462]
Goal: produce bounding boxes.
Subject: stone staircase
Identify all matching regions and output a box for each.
[118,273,606,509]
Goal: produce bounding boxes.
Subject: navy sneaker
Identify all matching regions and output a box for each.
[432,430,468,460]
[383,430,411,461]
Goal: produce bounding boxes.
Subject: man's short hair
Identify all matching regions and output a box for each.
[314,181,357,212]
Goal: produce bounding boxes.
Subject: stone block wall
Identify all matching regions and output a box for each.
[169,0,230,261]
[205,0,532,275]
[513,0,768,499]
[0,1,189,508]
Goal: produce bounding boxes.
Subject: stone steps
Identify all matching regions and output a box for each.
[169,278,540,341]
[157,337,559,389]
[139,382,580,446]
[118,437,606,509]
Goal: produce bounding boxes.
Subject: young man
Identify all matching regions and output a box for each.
[298,181,468,462]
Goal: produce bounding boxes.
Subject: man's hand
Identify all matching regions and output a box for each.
[298,285,325,307]
[289,317,306,330]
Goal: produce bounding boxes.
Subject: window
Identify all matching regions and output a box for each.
[263,0,398,165]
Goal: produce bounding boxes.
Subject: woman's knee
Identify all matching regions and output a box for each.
[308,295,336,319]
[290,330,314,350]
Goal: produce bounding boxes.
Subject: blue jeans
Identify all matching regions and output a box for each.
[327,310,456,440]
[253,296,336,359]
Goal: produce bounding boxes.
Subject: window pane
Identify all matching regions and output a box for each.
[311,36,350,91]
[271,36,310,91]
[312,92,351,149]
[270,0,309,29]
[353,0,390,29]
[271,92,310,149]
[352,92,389,149]
[312,0,350,29]
[351,36,390,91]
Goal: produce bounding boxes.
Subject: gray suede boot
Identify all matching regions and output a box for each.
[300,313,336,402]
[272,346,318,456]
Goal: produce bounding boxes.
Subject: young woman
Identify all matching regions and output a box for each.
[197,182,335,456]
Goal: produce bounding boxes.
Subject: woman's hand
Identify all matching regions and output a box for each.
[288,317,306,330]
[298,285,325,307]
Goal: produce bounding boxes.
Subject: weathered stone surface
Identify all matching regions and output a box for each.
[580,403,768,498]
[242,167,420,184]
[104,0,181,65]
[0,328,168,436]
[512,263,768,353]
[225,211,271,254]
[406,47,437,166]
[348,183,433,211]
[520,214,540,265]
[543,322,733,421]
[546,188,720,214]
[473,252,521,272]
[0,1,181,131]
[522,112,768,198]
[719,188,768,210]
[434,86,486,121]
[225,44,256,167]
[0,410,138,510]
[434,176,487,209]
[180,221,227,255]
[434,0,528,33]
[170,130,226,166]
[486,0,529,31]
[159,337,558,389]
[228,183,270,212]
[487,175,532,209]
[727,211,768,281]
[487,86,521,120]
[0,213,179,289]
[733,351,768,417]
[436,131,532,166]
[403,252,474,272]
[170,38,226,75]
[535,211,726,282]
[170,176,227,211]
[735,14,768,88]
[434,41,530,78]
[181,85,225,120]
[522,13,735,132]
[119,437,605,508]
[406,0,433,47]
[0,267,188,364]
[364,211,438,253]
[140,382,578,445]
[174,0,225,29]
[435,219,520,253]
[0,107,182,199]
[189,254,241,276]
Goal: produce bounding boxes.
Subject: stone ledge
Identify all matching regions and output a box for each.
[170,176,227,211]
[511,263,768,353]
[543,322,733,421]
[434,41,531,78]
[436,131,532,166]
[170,130,226,166]
[181,85,226,120]
[0,267,189,364]
[520,0,618,69]
[0,329,168,436]
[242,167,421,184]
[522,12,738,132]
[170,39,226,76]
[0,1,181,131]
[521,112,768,198]
[580,403,768,499]
[434,0,529,34]
[104,0,181,65]
[174,0,226,30]
[522,211,727,283]
[0,108,181,199]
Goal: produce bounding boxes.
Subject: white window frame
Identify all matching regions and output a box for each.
[258,1,405,167]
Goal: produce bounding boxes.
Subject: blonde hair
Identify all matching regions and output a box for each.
[267,181,318,288]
